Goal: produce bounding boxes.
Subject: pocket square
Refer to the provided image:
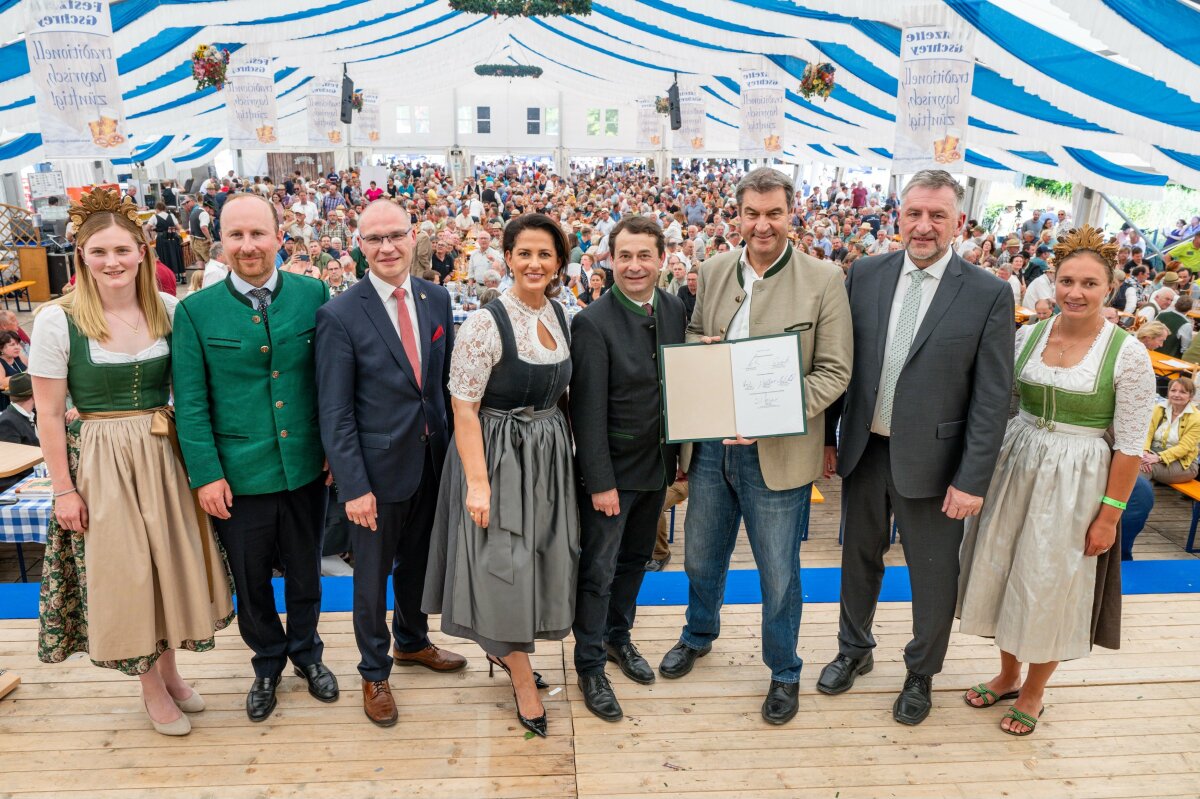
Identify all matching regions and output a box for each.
[432,324,445,343]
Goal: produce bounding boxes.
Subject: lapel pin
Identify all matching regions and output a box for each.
[420,292,427,300]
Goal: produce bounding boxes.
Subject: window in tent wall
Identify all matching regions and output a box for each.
[546,107,560,136]
[457,106,471,135]
[586,108,601,136]
[527,107,541,135]
[395,106,429,135]
[477,106,491,134]
[604,108,618,137]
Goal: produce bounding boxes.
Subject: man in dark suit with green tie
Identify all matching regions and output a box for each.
[173,193,336,722]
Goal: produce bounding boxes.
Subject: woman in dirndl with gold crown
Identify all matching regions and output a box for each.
[957,226,1156,736]
[29,189,234,737]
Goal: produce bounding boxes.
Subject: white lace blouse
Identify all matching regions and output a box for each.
[1015,320,1156,456]
[448,290,570,403]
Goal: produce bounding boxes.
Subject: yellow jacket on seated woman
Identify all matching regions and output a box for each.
[1144,402,1200,469]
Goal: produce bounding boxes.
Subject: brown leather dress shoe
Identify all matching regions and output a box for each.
[362,679,398,727]
[392,644,467,672]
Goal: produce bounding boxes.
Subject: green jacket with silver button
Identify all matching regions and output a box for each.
[172,271,330,495]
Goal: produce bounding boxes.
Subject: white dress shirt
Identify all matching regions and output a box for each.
[727,245,791,342]
[202,259,229,288]
[368,270,421,367]
[1023,273,1056,308]
[870,247,953,436]
[229,267,279,301]
[292,200,318,226]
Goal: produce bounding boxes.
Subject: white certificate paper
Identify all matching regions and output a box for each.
[661,333,808,442]
[729,336,806,438]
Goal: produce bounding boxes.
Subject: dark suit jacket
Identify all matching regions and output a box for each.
[569,287,686,494]
[837,250,1014,498]
[315,274,454,504]
[0,405,37,492]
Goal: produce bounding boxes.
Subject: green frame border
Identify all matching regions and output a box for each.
[659,332,809,444]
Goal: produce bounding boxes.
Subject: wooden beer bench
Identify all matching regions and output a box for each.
[0,280,36,312]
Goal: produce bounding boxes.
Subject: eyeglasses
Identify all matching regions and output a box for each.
[361,230,412,247]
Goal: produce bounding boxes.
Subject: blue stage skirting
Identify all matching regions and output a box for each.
[2,561,1199,620]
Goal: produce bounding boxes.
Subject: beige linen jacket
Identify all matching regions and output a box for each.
[682,245,853,489]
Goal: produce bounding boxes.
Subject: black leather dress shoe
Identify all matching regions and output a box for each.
[578,673,623,721]
[293,662,340,703]
[606,641,655,685]
[658,641,711,679]
[762,680,800,725]
[816,652,874,696]
[246,675,280,722]
[893,671,933,725]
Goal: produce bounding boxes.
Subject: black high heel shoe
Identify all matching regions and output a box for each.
[485,655,548,689]
[486,654,547,738]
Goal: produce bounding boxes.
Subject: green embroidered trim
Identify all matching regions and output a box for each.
[735,243,792,289]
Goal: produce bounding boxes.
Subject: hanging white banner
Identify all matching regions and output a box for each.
[636,98,662,150]
[892,20,977,173]
[673,88,706,153]
[352,90,381,147]
[225,46,278,149]
[307,78,344,147]
[739,69,785,158]
[24,0,129,158]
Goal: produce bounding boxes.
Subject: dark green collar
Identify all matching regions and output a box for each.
[736,243,792,288]
[611,284,656,317]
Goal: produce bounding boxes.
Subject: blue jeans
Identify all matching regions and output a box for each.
[681,441,811,683]
[1120,475,1155,561]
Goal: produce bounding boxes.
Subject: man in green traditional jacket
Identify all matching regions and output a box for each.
[173,192,338,723]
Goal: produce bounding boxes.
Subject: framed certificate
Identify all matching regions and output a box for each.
[659,333,808,443]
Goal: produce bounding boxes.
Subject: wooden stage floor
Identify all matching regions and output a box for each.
[3,593,1200,799]
[3,476,1200,797]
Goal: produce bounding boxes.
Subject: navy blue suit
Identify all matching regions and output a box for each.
[315,273,455,680]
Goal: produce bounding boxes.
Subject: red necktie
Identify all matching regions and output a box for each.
[642,302,653,316]
[393,287,421,388]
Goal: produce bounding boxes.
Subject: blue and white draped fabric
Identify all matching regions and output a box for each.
[1,0,1198,194]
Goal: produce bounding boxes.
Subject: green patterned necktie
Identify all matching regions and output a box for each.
[879,269,929,430]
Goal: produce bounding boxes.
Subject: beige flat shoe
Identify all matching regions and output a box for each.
[172,687,206,713]
[144,698,191,736]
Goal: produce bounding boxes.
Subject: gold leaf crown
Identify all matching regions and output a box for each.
[1052,225,1118,270]
[69,188,140,230]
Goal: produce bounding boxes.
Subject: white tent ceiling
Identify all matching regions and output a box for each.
[1,0,1199,198]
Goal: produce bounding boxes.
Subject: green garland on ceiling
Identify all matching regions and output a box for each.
[475,64,544,78]
[450,0,592,17]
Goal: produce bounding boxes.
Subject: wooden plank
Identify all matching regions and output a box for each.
[2,601,1199,799]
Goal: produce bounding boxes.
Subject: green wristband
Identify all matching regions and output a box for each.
[1100,495,1127,511]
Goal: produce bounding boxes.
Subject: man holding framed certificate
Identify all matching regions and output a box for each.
[658,168,853,725]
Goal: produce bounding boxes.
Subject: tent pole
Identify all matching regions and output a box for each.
[1098,192,1163,258]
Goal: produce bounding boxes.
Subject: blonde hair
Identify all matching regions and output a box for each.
[1136,321,1170,342]
[187,268,205,293]
[42,190,170,341]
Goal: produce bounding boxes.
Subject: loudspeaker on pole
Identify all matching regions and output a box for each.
[340,73,355,125]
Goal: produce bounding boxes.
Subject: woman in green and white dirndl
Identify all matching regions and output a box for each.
[957,229,1155,736]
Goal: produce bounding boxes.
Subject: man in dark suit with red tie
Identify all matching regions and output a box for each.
[315,199,466,727]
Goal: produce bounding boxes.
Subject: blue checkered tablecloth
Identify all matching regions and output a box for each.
[0,479,51,545]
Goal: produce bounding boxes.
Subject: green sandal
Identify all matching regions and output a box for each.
[963,683,1019,708]
[1000,705,1045,736]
